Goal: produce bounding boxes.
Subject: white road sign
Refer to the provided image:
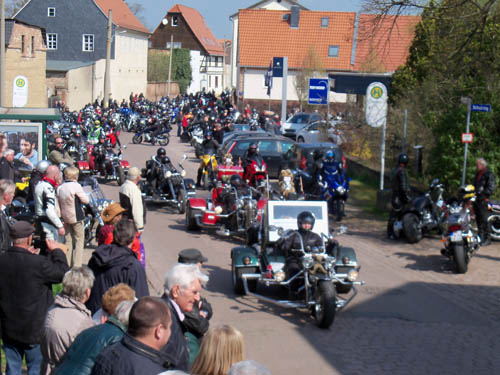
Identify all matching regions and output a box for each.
[366,82,388,128]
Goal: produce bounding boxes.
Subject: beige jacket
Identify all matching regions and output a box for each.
[40,294,95,374]
[119,179,144,230]
[57,180,90,224]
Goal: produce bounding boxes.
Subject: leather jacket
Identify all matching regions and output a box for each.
[474,168,496,200]
[391,165,411,209]
[280,229,324,257]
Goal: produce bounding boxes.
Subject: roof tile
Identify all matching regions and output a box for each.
[94,0,150,34]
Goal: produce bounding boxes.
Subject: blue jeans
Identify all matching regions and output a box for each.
[177,122,182,137]
[3,340,42,375]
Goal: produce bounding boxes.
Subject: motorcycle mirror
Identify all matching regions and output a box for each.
[122,145,127,150]
[183,154,188,160]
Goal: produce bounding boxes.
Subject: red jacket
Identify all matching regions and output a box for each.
[97,225,142,261]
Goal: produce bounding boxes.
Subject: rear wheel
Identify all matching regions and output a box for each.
[185,203,199,230]
[177,189,186,214]
[453,243,468,273]
[132,135,142,144]
[403,213,422,243]
[202,171,209,190]
[297,136,305,143]
[313,281,337,329]
[488,214,500,241]
[232,257,257,294]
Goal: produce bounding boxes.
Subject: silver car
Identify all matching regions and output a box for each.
[295,120,345,145]
[281,112,324,140]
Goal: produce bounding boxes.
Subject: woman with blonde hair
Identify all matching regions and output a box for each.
[191,325,245,375]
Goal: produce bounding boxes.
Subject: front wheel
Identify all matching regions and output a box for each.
[159,136,170,147]
[403,213,422,243]
[313,281,337,329]
[117,166,125,186]
[185,203,199,231]
[132,135,142,144]
[177,189,186,214]
[335,200,344,222]
[488,214,500,241]
[453,243,468,274]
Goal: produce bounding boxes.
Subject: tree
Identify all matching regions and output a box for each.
[294,46,325,111]
[172,48,192,94]
[388,0,500,192]
[5,0,29,17]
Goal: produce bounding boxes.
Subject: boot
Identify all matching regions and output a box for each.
[196,169,202,188]
[481,232,492,246]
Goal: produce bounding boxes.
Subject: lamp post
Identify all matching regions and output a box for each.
[1,0,6,107]
[222,40,231,90]
[103,10,112,108]
[460,96,472,186]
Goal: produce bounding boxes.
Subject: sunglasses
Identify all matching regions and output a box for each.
[55,142,63,144]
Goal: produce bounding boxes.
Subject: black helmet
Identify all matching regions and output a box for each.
[161,156,171,164]
[104,140,112,148]
[99,133,106,141]
[206,131,212,138]
[230,174,242,187]
[157,147,167,158]
[248,143,258,152]
[297,211,315,231]
[398,153,409,166]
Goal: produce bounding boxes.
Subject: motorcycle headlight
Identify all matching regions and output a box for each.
[214,206,223,214]
[337,186,346,194]
[236,200,244,209]
[274,271,286,282]
[347,269,359,282]
[165,171,172,178]
[302,257,313,269]
[181,170,186,177]
[102,201,110,209]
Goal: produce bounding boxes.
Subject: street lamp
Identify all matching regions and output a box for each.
[222,40,231,90]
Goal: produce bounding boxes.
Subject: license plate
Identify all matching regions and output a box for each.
[450,231,462,242]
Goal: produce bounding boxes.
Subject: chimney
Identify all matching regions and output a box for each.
[290,6,299,28]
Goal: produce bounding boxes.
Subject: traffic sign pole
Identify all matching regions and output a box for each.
[280,57,288,126]
[461,99,472,186]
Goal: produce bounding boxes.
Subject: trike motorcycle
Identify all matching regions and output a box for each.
[231,200,364,329]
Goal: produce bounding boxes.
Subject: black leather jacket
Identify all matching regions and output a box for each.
[280,229,324,257]
[474,167,496,200]
[391,165,411,208]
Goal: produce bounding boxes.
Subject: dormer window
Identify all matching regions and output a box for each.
[48,7,55,17]
[172,16,179,27]
[321,17,329,28]
[328,45,339,57]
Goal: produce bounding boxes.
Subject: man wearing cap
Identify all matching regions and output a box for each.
[177,249,213,365]
[0,221,68,375]
[119,167,145,233]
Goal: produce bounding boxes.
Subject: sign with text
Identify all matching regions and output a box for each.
[462,133,473,143]
[308,78,329,105]
[12,75,28,107]
[272,57,284,78]
[471,104,491,112]
[365,82,388,128]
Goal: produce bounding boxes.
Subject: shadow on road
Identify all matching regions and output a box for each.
[394,252,455,273]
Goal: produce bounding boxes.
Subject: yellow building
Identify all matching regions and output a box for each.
[2,19,47,108]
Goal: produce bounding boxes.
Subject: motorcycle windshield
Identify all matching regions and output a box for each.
[204,148,216,156]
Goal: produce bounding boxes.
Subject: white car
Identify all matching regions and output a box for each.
[295,120,345,145]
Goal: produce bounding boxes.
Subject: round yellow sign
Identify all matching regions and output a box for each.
[370,86,383,99]
[16,78,26,88]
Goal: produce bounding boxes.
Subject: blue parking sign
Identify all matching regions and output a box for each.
[308,78,329,105]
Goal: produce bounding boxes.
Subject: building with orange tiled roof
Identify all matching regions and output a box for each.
[234,5,419,105]
[14,0,150,110]
[150,4,227,94]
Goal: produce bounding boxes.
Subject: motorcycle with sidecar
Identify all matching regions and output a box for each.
[230,200,364,329]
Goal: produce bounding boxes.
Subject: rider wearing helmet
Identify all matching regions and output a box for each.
[279,211,326,295]
[387,153,411,239]
[88,120,103,143]
[147,147,173,199]
[196,132,220,188]
[28,160,52,202]
[219,174,248,233]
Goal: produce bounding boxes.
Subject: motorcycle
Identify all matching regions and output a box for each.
[396,179,446,243]
[231,200,364,329]
[140,155,196,214]
[198,148,218,190]
[440,188,480,273]
[487,201,500,241]
[244,157,268,189]
[190,125,205,158]
[96,147,130,185]
[319,165,350,222]
[81,177,112,247]
[132,124,171,146]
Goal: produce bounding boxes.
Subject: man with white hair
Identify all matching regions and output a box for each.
[0,149,23,181]
[229,360,272,375]
[161,263,209,372]
[0,179,15,252]
[119,167,145,233]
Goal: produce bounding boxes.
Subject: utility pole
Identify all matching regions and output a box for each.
[103,10,112,108]
[280,57,288,125]
[0,0,6,107]
[167,34,173,97]
[461,97,472,186]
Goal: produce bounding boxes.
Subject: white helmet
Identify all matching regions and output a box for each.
[36,160,51,174]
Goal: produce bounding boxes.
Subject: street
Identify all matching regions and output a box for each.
[94,132,500,375]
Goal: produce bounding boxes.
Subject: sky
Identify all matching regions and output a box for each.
[138,0,364,38]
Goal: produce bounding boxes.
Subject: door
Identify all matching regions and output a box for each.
[257,140,281,178]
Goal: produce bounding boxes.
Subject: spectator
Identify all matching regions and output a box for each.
[229,360,272,375]
[91,297,177,374]
[474,157,496,246]
[15,138,38,169]
[48,137,74,167]
[0,221,68,375]
[191,325,245,375]
[0,179,15,252]
[0,132,7,158]
[35,165,65,242]
[40,267,96,374]
[54,284,136,375]
[97,203,142,263]
[161,263,208,372]
[57,167,89,267]
[0,149,24,181]
[177,249,212,365]
[87,219,149,314]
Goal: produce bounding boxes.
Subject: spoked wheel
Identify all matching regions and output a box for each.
[313,281,337,329]
[177,189,186,214]
[117,166,125,186]
[403,213,422,243]
[159,136,170,146]
[488,214,500,241]
[453,243,468,274]
[132,135,142,144]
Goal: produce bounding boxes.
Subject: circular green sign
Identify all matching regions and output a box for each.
[370,86,383,99]
[16,78,26,88]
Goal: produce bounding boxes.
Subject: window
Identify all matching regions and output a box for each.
[166,42,182,49]
[48,7,55,17]
[47,33,57,50]
[321,17,329,27]
[31,36,35,56]
[172,16,179,26]
[21,35,25,54]
[82,34,94,52]
[280,141,294,154]
[328,45,339,57]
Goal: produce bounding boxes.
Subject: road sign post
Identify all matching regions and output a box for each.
[460,97,472,186]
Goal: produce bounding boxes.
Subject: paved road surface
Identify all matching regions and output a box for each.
[88,132,500,375]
